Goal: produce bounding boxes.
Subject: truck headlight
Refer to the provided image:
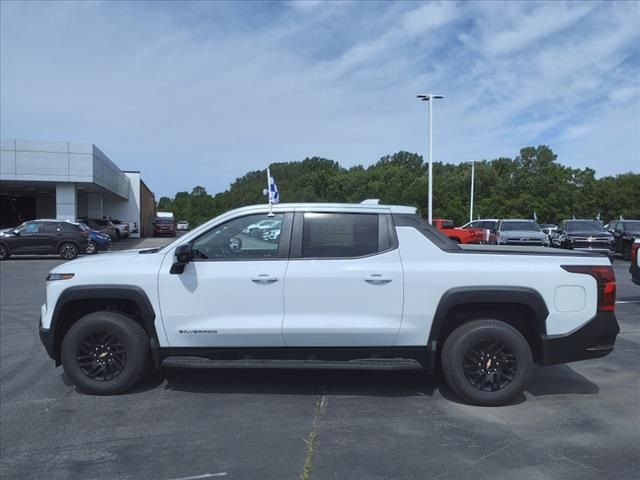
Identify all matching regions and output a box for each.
[46,273,75,281]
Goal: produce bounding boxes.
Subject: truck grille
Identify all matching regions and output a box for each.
[572,237,611,250]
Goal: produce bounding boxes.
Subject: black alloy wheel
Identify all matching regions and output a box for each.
[0,244,7,260]
[462,339,517,392]
[76,331,127,381]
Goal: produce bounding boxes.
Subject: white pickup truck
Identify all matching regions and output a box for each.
[39,202,619,405]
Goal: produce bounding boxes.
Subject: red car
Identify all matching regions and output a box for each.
[433,218,492,244]
[153,218,176,237]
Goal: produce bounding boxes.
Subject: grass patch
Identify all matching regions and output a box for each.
[299,394,327,480]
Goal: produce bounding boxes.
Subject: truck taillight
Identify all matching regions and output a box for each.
[79,231,89,237]
[562,265,616,312]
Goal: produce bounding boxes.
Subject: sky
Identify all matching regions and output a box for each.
[1,0,639,198]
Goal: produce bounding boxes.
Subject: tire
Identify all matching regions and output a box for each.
[622,243,631,261]
[441,319,533,406]
[61,311,149,395]
[59,242,79,260]
[86,241,98,255]
[115,230,121,240]
[0,243,9,260]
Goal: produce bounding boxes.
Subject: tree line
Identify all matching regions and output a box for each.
[157,145,640,227]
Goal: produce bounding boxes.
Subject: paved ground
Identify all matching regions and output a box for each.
[0,245,638,480]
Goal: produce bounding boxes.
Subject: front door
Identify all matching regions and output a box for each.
[158,212,291,347]
[12,221,50,253]
[282,211,404,347]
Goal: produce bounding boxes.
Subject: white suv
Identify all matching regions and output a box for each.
[39,202,619,406]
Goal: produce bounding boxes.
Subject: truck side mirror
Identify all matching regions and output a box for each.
[170,243,192,274]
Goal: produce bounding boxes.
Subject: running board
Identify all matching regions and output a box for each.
[162,357,423,370]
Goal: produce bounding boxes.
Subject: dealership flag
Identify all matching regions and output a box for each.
[263,167,280,215]
[533,211,538,222]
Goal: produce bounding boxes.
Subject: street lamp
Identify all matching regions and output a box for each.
[417,93,443,224]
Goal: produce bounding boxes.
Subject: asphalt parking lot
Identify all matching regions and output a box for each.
[1,242,638,480]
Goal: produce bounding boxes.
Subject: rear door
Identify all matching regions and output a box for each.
[40,223,61,253]
[282,210,404,347]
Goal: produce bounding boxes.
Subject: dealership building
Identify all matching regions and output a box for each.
[0,140,156,237]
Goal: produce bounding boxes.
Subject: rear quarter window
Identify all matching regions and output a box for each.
[392,214,461,252]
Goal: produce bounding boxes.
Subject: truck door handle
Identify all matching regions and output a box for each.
[251,274,279,284]
[364,274,392,285]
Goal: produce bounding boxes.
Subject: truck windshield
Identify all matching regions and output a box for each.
[566,221,605,233]
[156,219,174,225]
[501,221,540,232]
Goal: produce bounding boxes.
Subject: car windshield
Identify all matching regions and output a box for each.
[566,221,605,233]
[500,221,540,232]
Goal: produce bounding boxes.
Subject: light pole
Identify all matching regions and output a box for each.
[417,94,443,224]
[469,161,475,223]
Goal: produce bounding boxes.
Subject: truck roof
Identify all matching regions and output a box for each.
[227,202,417,215]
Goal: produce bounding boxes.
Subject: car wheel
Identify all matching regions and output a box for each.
[61,311,149,395]
[59,242,79,260]
[441,319,533,406]
[115,230,121,240]
[0,244,9,260]
[86,241,98,254]
[622,243,631,261]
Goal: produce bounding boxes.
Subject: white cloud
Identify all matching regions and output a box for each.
[480,2,596,56]
[1,1,638,197]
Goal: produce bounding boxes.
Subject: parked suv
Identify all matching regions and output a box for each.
[39,202,619,406]
[551,219,614,260]
[606,220,640,260]
[0,219,88,260]
[495,219,548,246]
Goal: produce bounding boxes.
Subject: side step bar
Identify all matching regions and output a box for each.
[162,357,423,370]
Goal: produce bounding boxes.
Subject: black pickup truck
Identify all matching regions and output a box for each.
[551,219,614,259]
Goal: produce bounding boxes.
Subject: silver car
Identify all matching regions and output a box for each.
[496,219,549,246]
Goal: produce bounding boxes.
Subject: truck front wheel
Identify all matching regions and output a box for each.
[61,311,149,395]
[441,319,533,406]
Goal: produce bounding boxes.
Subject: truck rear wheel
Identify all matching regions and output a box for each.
[61,311,149,395]
[441,319,533,406]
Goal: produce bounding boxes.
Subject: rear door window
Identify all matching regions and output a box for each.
[301,213,379,258]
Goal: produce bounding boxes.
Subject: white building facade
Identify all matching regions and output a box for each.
[0,140,155,237]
